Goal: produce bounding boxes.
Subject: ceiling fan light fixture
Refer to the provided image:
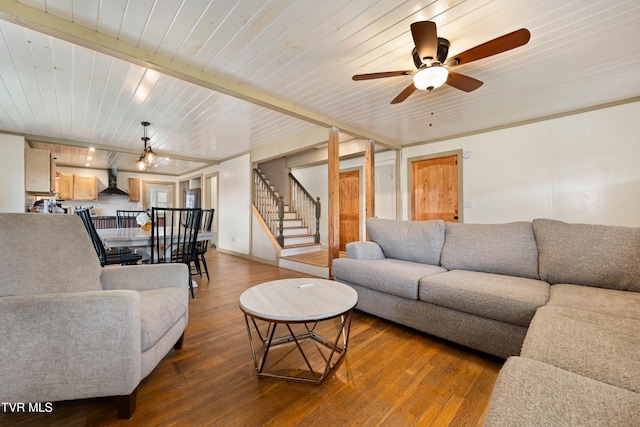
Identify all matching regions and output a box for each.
[413,66,449,91]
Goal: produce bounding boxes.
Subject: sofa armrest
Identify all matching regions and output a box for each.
[346,241,385,260]
[101,263,189,292]
[0,290,141,402]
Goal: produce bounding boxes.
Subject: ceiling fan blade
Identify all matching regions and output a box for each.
[446,72,483,92]
[411,21,438,62]
[447,28,531,66]
[352,71,413,81]
[390,83,418,104]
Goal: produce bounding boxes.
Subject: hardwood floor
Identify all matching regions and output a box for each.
[2,251,503,427]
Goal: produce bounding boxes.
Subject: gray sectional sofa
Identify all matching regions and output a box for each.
[332,217,640,426]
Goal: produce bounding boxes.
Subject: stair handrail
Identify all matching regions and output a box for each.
[289,173,321,243]
[253,169,284,247]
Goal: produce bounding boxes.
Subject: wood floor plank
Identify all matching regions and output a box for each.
[0,250,503,426]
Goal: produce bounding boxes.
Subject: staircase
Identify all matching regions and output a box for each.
[279,205,320,256]
[253,169,322,266]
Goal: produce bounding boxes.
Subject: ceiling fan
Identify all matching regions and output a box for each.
[352,21,531,104]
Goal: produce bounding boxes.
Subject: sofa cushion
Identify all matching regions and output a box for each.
[533,218,640,291]
[548,284,640,320]
[332,258,446,300]
[419,270,549,327]
[140,287,188,352]
[521,306,640,393]
[0,214,102,297]
[440,222,539,279]
[484,356,640,427]
[366,218,445,265]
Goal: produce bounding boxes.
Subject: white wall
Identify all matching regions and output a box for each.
[251,211,278,262]
[218,154,251,254]
[292,163,329,246]
[0,134,26,212]
[402,101,640,227]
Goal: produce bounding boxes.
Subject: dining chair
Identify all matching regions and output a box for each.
[191,208,215,281]
[116,210,145,228]
[76,209,143,266]
[150,207,203,298]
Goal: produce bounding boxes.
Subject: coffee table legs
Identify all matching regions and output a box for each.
[242,310,353,384]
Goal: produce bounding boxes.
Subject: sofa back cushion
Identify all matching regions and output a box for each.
[533,218,640,291]
[440,222,540,279]
[0,213,102,296]
[366,218,445,265]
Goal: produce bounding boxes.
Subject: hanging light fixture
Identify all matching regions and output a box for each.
[413,65,449,91]
[136,121,156,171]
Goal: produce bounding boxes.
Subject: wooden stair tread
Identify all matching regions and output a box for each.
[283,242,320,249]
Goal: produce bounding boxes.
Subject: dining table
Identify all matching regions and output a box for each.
[97,227,214,249]
[97,227,214,263]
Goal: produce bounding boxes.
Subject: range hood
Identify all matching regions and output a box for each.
[99,169,128,196]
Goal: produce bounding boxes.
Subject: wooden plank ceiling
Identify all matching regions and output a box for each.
[1,0,639,175]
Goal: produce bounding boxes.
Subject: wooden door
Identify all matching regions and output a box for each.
[339,170,360,251]
[411,155,459,222]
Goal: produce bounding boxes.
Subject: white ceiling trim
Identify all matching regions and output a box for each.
[0,0,401,150]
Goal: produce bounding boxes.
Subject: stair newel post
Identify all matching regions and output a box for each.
[277,196,285,247]
[315,197,321,243]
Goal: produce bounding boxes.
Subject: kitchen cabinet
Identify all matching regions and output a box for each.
[128,178,140,202]
[73,176,98,201]
[25,147,55,193]
[56,172,74,200]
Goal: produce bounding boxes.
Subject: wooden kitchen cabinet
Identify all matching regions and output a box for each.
[73,176,98,201]
[128,178,140,202]
[56,172,74,200]
[25,147,54,193]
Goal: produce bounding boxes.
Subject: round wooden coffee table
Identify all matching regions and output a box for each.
[239,278,358,384]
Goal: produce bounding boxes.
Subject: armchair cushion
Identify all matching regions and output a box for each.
[140,287,188,351]
[0,214,102,296]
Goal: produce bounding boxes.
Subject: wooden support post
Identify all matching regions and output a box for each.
[365,139,375,230]
[328,127,340,276]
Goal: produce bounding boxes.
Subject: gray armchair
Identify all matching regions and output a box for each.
[0,213,189,418]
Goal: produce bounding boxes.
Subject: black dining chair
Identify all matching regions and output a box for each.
[150,207,202,298]
[116,210,145,228]
[191,208,215,281]
[76,209,143,267]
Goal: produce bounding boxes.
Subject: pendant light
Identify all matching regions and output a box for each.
[136,121,156,171]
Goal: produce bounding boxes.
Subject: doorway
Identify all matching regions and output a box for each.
[339,169,360,251]
[204,172,219,247]
[410,152,461,222]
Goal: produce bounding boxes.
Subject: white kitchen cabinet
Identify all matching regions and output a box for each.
[25,147,55,193]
